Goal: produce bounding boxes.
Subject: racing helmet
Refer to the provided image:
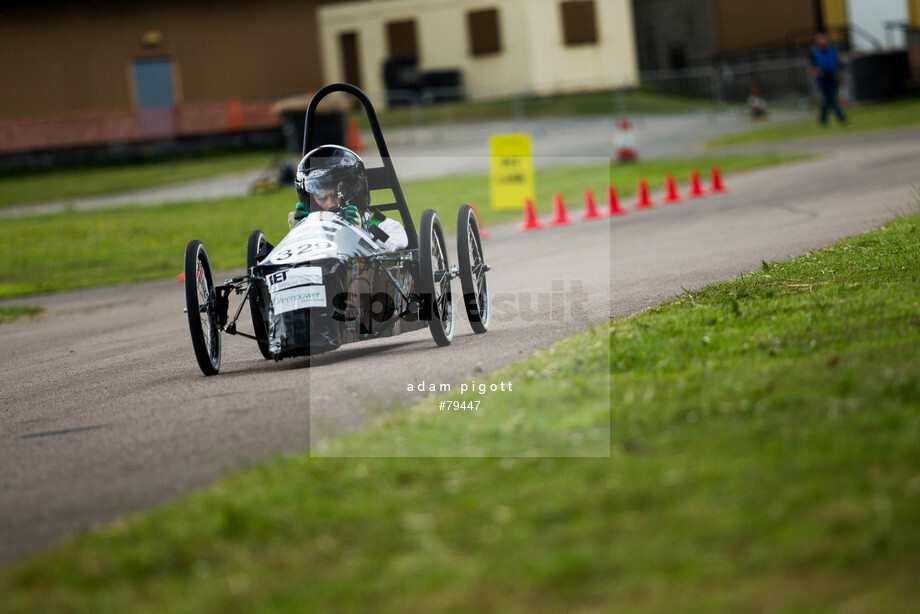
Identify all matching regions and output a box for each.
[295,145,368,214]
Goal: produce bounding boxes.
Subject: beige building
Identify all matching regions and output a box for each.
[318,0,639,104]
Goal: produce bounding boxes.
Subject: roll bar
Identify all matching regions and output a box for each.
[303,83,418,250]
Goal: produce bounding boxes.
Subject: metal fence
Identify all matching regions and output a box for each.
[639,58,814,108]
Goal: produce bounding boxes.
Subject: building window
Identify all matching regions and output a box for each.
[667,43,688,70]
[387,19,418,61]
[467,8,502,57]
[560,0,598,46]
[339,31,361,88]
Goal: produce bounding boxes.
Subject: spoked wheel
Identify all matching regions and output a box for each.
[247,229,273,360]
[457,205,491,334]
[418,209,454,346]
[184,240,221,375]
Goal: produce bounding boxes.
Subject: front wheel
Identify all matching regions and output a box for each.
[457,205,490,334]
[418,209,454,346]
[247,229,273,360]
[184,240,221,375]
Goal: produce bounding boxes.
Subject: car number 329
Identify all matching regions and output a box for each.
[272,241,334,262]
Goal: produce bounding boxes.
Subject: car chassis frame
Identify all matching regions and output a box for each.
[183,83,491,375]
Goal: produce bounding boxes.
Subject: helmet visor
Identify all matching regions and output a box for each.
[301,170,338,196]
[297,167,341,210]
[306,178,341,211]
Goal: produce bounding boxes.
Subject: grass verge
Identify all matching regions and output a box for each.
[0,90,727,209]
[0,305,42,324]
[3,210,920,613]
[0,150,283,209]
[707,97,920,147]
[0,152,805,298]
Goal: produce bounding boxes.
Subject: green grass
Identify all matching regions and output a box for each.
[0,305,42,324]
[315,320,609,457]
[707,97,920,147]
[0,152,805,299]
[0,150,285,209]
[3,209,920,613]
[356,89,714,129]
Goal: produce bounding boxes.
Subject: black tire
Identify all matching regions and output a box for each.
[418,209,454,346]
[457,205,490,334]
[247,229,273,360]
[184,240,221,375]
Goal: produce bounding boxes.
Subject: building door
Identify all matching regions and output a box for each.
[133,57,175,137]
[339,32,361,88]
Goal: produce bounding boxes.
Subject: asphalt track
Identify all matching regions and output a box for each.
[1,128,919,564]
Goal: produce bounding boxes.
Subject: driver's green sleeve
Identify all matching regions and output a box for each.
[367,210,387,227]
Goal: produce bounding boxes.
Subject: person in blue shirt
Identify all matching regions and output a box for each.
[809,31,847,126]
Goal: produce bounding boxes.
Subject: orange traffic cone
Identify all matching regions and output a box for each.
[347,117,362,152]
[607,184,626,216]
[549,192,573,226]
[581,188,603,221]
[663,173,682,204]
[175,273,185,283]
[687,169,706,198]
[470,203,490,239]
[634,179,654,209]
[710,165,726,193]
[520,197,543,231]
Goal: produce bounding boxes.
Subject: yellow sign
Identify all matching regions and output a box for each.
[489,134,535,211]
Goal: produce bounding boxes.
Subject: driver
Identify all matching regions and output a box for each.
[289,145,408,252]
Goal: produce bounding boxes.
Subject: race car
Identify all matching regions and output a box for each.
[183,83,490,375]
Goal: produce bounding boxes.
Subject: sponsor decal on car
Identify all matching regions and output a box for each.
[266,267,322,291]
[271,286,327,314]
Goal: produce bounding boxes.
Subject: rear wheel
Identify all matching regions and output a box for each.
[457,205,490,333]
[184,240,221,375]
[247,229,273,360]
[418,209,453,346]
